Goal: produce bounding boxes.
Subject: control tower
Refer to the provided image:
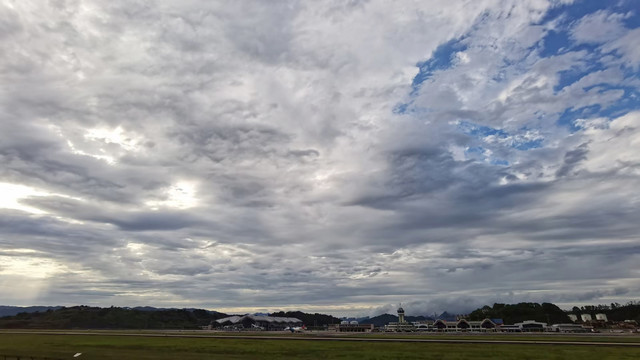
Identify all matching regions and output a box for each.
[397,306,405,324]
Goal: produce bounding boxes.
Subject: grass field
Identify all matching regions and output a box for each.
[1,333,640,359]
[340,332,640,343]
[5,329,640,343]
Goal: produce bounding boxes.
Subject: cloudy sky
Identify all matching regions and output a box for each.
[1,0,639,317]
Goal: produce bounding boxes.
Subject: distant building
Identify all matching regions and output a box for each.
[214,315,302,331]
[499,325,521,332]
[385,306,416,332]
[595,313,608,322]
[468,319,498,331]
[413,321,433,331]
[500,320,547,332]
[515,320,547,332]
[330,323,374,332]
[581,314,592,322]
[432,319,496,332]
[567,314,578,322]
[551,323,588,333]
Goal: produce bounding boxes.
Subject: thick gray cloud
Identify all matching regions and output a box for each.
[1,0,639,317]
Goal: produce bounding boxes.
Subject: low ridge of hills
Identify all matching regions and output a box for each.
[0,306,63,318]
[0,306,228,329]
[268,311,341,326]
[0,305,223,318]
[467,302,640,324]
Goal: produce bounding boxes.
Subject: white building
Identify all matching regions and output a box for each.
[580,314,592,322]
[432,319,497,332]
[595,313,608,322]
[567,314,578,322]
[331,323,374,332]
[214,315,302,331]
[551,323,588,333]
[500,320,547,332]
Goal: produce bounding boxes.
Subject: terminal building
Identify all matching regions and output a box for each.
[432,319,497,332]
[500,320,547,332]
[329,321,374,332]
[386,306,503,332]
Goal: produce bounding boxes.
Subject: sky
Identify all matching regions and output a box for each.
[1,0,640,318]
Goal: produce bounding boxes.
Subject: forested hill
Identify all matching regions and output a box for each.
[467,302,640,324]
[467,302,571,324]
[0,306,228,329]
[268,311,341,326]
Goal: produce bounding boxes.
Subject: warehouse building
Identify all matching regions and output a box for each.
[550,323,589,333]
[214,315,303,331]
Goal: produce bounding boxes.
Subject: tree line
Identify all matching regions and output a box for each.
[467,302,640,324]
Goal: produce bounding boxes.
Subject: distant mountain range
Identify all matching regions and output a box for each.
[0,306,63,317]
[0,305,229,329]
[435,311,458,321]
[269,311,341,326]
[0,305,226,318]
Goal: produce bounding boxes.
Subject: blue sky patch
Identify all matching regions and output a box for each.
[457,121,543,152]
[411,38,467,93]
[557,85,639,131]
[537,0,614,27]
[490,159,509,166]
[553,59,606,93]
[540,30,571,58]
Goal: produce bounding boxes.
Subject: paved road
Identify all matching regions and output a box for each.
[2,331,640,347]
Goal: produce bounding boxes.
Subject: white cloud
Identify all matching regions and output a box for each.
[579,111,640,174]
[602,28,640,69]
[0,0,639,315]
[570,10,629,44]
